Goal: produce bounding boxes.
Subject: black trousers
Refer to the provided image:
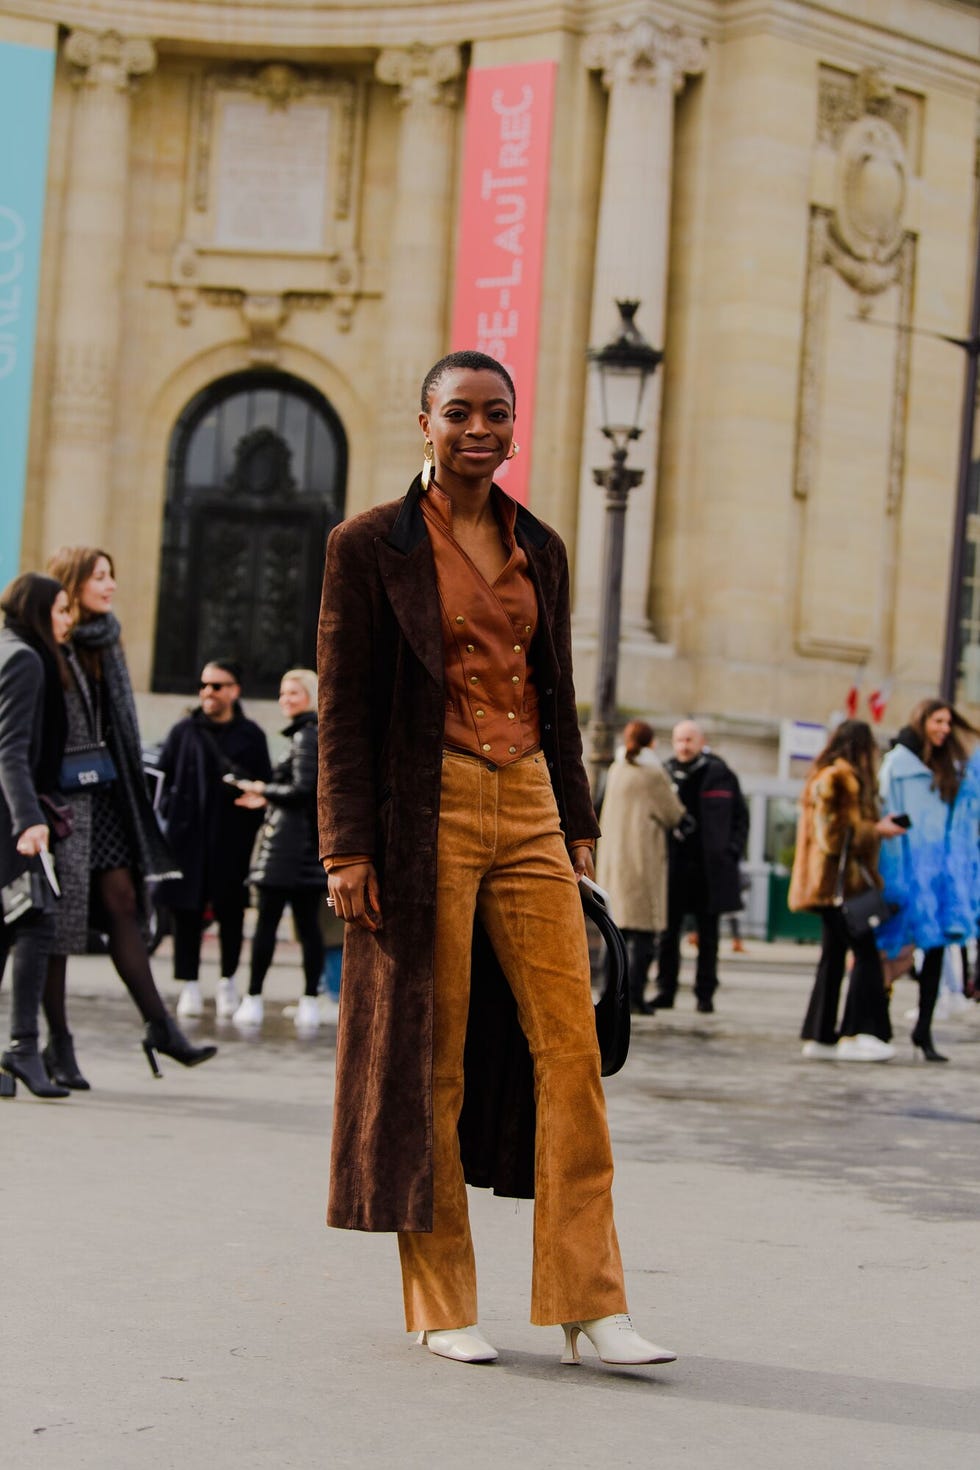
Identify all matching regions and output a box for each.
[914,945,944,1043]
[801,907,892,1044]
[0,908,54,1044]
[172,894,246,982]
[620,928,657,1011]
[656,870,719,1004]
[248,887,324,997]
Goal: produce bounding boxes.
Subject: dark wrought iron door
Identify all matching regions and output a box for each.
[153,373,346,699]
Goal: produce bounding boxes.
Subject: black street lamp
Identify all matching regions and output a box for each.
[585,300,663,797]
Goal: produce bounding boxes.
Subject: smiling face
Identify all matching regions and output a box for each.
[50,589,72,645]
[924,706,953,748]
[199,663,240,723]
[278,677,311,720]
[419,367,515,496]
[77,555,116,617]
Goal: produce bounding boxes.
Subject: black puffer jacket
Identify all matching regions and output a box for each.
[249,712,325,890]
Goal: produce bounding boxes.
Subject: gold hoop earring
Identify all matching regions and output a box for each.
[505,442,521,462]
[421,440,435,490]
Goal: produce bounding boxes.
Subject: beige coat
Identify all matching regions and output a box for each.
[596,750,685,931]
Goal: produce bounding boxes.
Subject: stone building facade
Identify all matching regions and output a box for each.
[4,0,980,767]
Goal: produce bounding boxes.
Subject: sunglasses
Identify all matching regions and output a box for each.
[200,680,236,691]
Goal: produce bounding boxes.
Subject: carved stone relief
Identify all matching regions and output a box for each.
[165,61,367,344]
[793,67,921,663]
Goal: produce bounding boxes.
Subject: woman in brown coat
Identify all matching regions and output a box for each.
[596,721,683,1013]
[318,351,676,1369]
[789,720,904,1061]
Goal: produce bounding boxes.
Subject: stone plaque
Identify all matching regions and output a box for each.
[213,95,330,252]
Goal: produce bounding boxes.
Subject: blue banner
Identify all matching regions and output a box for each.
[0,36,55,588]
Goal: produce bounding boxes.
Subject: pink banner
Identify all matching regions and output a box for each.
[451,61,557,505]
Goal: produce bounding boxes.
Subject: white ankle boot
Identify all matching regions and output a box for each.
[176,981,203,1018]
[561,1314,677,1366]
[416,1326,498,1363]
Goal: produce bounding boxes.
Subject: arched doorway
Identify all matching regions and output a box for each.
[152,370,346,699]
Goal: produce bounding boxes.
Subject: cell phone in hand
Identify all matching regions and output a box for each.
[892,813,912,829]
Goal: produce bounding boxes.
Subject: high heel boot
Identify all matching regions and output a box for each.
[911,1027,948,1063]
[911,956,947,1062]
[43,1032,91,1090]
[560,1314,677,1366]
[1,1043,71,1099]
[142,1016,217,1077]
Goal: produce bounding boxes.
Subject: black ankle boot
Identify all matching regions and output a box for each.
[1,1043,71,1099]
[911,1026,948,1063]
[142,1016,217,1077]
[43,1032,91,1090]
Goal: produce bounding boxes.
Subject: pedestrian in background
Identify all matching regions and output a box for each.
[43,547,215,1081]
[876,700,980,1063]
[652,720,749,1014]
[596,721,683,1015]
[789,720,903,1062]
[0,574,73,1099]
[230,669,326,1032]
[156,659,271,1020]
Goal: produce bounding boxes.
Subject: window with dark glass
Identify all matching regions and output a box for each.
[152,371,347,699]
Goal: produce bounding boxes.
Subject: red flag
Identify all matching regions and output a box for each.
[844,666,865,718]
[868,680,892,723]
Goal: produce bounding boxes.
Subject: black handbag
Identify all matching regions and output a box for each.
[580,879,631,1077]
[2,852,60,926]
[834,829,898,942]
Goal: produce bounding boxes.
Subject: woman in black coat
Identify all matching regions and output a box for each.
[231,670,326,1031]
[43,547,216,1084]
[0,573,73,1098]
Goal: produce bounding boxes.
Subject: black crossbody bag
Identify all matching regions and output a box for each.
[834,829,898,942]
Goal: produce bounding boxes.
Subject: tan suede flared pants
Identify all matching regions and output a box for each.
[398,750,628,1330]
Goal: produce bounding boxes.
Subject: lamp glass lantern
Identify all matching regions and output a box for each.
[588,300,663,450]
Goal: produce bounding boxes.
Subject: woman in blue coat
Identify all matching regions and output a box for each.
[877,699,980,1061]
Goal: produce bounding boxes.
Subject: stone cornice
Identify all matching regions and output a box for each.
[7,1,978,91]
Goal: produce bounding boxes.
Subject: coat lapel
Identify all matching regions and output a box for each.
[377,480,444,687]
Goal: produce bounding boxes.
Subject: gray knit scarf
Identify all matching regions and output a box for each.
[67,614,180,881]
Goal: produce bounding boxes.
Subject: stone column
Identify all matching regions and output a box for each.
[573,16,705,639]
[375,43,462,496]
[43,29,155,552]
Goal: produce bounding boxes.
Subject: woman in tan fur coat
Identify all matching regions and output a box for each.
[789,720,905,1061]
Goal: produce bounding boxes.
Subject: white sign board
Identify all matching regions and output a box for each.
[778,719,827,779]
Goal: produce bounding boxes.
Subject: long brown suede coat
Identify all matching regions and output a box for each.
[317,476,600,1233]
[788,758,881,912]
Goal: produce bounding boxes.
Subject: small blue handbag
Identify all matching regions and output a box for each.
[58,741,118,791]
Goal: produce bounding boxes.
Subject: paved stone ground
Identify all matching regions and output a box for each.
[2,933,979,1469]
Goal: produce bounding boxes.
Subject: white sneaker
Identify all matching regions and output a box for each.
[176,981,203,1018]
[232,994,263,1027]
[294,995,321,1031]
[215,978,240,1020]
[837,1034,895,1062]
[801,1041,838,1060]
[318,995,340,1024]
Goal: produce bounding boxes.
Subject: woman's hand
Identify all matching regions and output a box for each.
[234,791,267,810]
[16,824,49,856]
[328,861,383,931]
[236,779,266,794]
[570,846,595,883]
[876,815,905,838]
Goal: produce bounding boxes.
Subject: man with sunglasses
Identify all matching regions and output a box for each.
[157,659,272,1019]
